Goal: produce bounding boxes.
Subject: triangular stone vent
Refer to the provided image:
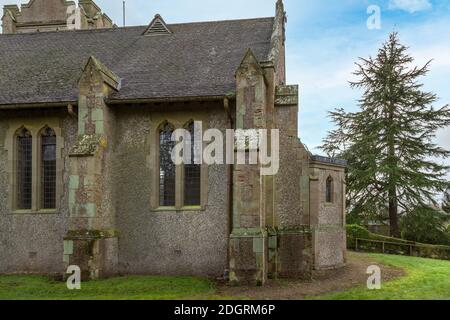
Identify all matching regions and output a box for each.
[144,14,172,36]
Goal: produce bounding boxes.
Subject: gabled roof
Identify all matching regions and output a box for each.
[0,17,274,106]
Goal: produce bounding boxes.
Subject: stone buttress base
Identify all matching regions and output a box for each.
[229,226,312,285]
[63,230,119,280]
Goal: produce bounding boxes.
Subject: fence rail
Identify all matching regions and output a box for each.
[349,237,450,261]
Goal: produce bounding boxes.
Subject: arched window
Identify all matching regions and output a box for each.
[326,176,333,203]
[159,123,176,207]
[16,128,32,210]
[184,122,201,206]
[41,127,56,209]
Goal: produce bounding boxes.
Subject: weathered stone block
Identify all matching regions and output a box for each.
[63,231,119,280]
[229,231,268,286]
[277,227,312,279]
[275,85,298,106]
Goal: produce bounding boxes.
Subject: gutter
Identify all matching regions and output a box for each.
[0,101,77,110]
[0,95,237,110]
[105,95,235,105]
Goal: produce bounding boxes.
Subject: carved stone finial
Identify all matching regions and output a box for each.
[276,0,285,13]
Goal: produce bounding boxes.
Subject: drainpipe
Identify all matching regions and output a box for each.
[225,97,234,236]
[223,96,233,125]
[67,103,77,118]
[224,97,234,279]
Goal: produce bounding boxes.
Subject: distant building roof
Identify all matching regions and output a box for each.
[0,17,274,106]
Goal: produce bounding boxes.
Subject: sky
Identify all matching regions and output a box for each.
[1,0,450,157]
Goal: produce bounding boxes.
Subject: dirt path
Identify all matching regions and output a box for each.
[217,252,405,300]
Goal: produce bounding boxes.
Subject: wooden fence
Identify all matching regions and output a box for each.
[350,237,450,261]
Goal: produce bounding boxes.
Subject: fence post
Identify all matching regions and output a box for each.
[355,239,358,251]
[382,242,385,254]
[409,245,413,256]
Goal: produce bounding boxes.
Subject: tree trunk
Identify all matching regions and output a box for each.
[387,99,400,238]
[388,190,400,237]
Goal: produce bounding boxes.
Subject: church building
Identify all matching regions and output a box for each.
[0,0,347,285]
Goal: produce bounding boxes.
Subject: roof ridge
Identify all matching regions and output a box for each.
[166,16,274,27]
[0,26,142,37]
[0,16,274,37]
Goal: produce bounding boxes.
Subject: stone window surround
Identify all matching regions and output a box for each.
[326,175,334,204]
[323,173,339,208]
[310,163,345,210]
[4,118,64,214]
[149,114,209,212]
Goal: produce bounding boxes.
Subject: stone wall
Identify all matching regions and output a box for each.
[309,160,346,270]
[13,0,71,25]
[0,55,229,280]
[0,102,346,277]
[273,84,313,279]
[0,104,230,277]
[2,0,113,34]
[112,104,229,276]
[0,108,76,273]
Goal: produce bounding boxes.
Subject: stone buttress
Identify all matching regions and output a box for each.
[63,56,119,279]
[274,85,313,279]
[229,0,313,285]
[229,50,270,285]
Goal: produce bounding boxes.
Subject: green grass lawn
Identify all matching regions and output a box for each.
[0,275,217,300]
[317,253,450,300]
[0,253,449,300]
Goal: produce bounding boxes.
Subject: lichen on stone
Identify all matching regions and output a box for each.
[275,85,298,106]
[70,134,101,156]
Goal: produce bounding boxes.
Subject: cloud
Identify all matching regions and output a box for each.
[388,0,432,13]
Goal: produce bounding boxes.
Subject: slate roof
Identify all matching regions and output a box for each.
[0,17,275,106]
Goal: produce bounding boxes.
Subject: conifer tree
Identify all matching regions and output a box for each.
[322,33,450,237]
[443,190,450,214]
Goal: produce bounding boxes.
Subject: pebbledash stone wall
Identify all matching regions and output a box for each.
[0,108,77,273]
[0,104,230,276]
[112,104,229,276]
[0,89,347,279]
[310,158,347,270]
